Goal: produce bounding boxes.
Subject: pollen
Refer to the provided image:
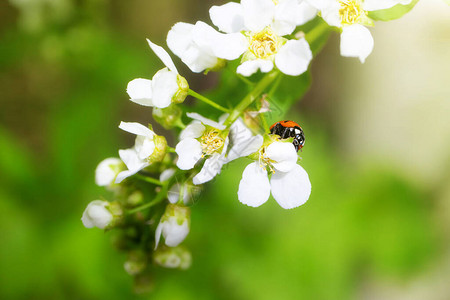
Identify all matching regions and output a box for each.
[258,147,275,173]
[200,130,224,156]
[249,27,280,59]
[339,0,367,25]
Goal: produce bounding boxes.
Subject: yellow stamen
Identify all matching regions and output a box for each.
[339,0,367,25]
[249,27,280,60]
[258,147,275,174]
[200,130,224,156]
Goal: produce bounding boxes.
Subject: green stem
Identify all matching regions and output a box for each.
[304,20,331,51]
[134,174,163,186]
[224,71,280,127]
[188,89,230,113]
[127,184,169,214]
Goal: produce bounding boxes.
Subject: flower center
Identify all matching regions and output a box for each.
[258,147,275,173]
[200,130,224,156]
[339,0,367,25]
[249,27,280,59]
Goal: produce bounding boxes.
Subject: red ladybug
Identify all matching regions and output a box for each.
[270,120,305,152]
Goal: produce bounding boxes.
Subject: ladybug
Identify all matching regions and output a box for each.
[270,120,305,152]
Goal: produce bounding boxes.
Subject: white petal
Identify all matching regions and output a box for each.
[266,141,298,172]
[295,1,318,25]
[270,164,311,209]
[340,24,374,63]
[151,68,179,108]
[154,222,163,249]
[95,157,122,186]
[127,78,153,106]
[363,0,412,11]
[192,21,246,61]
[186,112,226,130]
[160,168,176,182]
[227,120,263,162]
[119,122,154,138]
[209,2,245,33]
[175,138,203,170]
[236,59,274,77]
[242,0,276,32]
[116,148,149,183]
[81,200,113,229]
[146,39,178,74]
[273,0,302,36]
[134,135,155,160]
[238,162,271,207]
[167,22,219,73]
[180,121,205,140]
[163,219,190,247]
[320,1,341,27]
[167,184,181,204]
[193,152,226,185]
[275,38,312,76]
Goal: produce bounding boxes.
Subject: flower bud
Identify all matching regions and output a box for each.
[155,204,190,249]
[153,246,192,270]
[81,200,113,229]
[95,158,124,187]
[124,250,147,276]
[148,135,167,163]
[152,104,182,129]
[127,190,144,206]
[171,75,189,104]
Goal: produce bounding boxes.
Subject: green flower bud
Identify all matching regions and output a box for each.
[124,250,147,276]
[172,75,189,104]
[153,246,192,270]
[152,104,183,129]
[127,190,144,206]
[148,135,167,163]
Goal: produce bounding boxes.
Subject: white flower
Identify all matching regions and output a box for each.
[155,204,190,249]
[238,141,311,209]
[116,122,167,183]
[127,39,188,108]
[307,0,412,62]
[205,0,314,76]
[95,157,124,186]
[167,21,244,73]
[81,200,113,229]
[175,113,263,185]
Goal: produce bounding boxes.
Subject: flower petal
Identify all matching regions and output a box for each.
[340,24,374,63]
[81,200,113,229]
[163,219,190,247]
[266,141,298,172]
[146,39,178,74]
[275,38,312,76]
[167,22,219,73]
[193,152,226,185]
[241,0,276,32]
[127,78,153,106]
[175,138,203,170]
[119,122,154,138]
[151,68,179,108]
[95,157,122,186]
[270,164,311,209]
[319,0,341,27]
[186,112,226,130]
[209,2,245,33]
[295,1,318,25]
[238,162,271,207]
[273,0,302,36]
[134,135,155,160]
[192,21,246,61]
[160,168,176,182]
[180,121,205,140]
[227,119,263,162]
[236,59,274,77]
[115,148,149,183]
[154,222,163,249]
[363,0,412,11]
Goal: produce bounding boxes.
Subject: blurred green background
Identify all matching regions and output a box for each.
[1,0,449,299]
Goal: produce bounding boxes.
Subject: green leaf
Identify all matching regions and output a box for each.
[368,0,420,21]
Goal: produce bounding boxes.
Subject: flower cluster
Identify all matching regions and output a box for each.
[81,0,418,291]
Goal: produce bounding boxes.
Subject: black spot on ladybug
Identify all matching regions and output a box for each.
[269,120,305,152]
